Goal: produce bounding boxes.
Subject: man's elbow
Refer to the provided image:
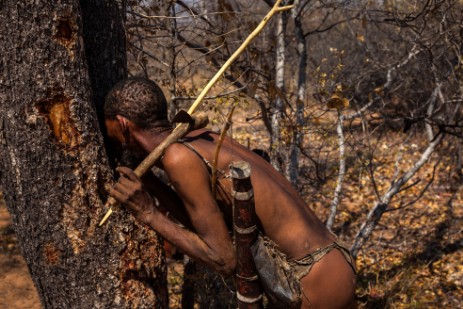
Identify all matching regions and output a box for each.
[223,257,237,277]
[212,253,236,277]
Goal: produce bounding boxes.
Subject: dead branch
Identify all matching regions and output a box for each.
[350,131,444,258]
[211,105,236,196]
[326,110,346,230]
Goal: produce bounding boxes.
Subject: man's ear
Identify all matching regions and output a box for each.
[116,115,130,132]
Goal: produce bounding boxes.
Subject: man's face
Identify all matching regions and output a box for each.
[105,118,124,145]
[105,118,143,168]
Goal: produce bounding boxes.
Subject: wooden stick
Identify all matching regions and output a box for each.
[211,105,236,196]
[99,113,208,226]
[99,0,293,226]
[231,161,263,309]
[186,0,294,115]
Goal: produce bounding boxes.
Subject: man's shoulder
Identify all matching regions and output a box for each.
[162,143,188,164]
[162,142,201,170]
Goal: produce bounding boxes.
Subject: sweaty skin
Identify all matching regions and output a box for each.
[106,118,356,309]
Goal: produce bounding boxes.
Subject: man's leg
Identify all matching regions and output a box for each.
[299,248,356,309]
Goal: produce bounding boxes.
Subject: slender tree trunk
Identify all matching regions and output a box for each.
[287,5,307,186]
[270,8,287,172]
[326,112,345,230]
[168,1,179,121]
[0,1,167,308]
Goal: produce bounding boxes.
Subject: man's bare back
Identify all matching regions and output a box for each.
[167,129,336,260]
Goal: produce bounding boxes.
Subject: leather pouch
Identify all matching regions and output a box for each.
[250,235,302,309]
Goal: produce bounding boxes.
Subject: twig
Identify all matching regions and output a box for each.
[391,141,406,185]
[128,41,170,68]
[387,158,440,212]
[127,10,239,20]
[343,97,378,120]
[173,87,245,101]
[176,0,215,28]
[211,106,236,196]
[384,44,420,90]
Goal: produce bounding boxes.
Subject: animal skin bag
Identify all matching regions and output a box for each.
[250,235,302,309]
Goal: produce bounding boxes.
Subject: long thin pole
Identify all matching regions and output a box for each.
[231,161,263,309]
[187,0,294,115]
[99,0,294,226]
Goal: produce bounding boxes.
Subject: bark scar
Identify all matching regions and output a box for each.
[36,94,80,149]
[54,17,77,59]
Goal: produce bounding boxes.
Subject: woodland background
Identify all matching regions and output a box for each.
[1,0,462,308]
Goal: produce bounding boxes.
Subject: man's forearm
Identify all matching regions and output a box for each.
[143,210,236,277]
[111,167,235,276]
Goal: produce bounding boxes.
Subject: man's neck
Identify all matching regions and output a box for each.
[131,127,173,155]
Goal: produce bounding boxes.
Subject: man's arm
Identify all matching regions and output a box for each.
[141,172,194,231]
[110,148,236,276]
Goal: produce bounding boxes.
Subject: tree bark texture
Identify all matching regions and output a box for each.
[0,1,167,308]
[80,0,128,145]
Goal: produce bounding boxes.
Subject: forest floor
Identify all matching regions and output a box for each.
[0,124,462,308]
[0,201,41,309]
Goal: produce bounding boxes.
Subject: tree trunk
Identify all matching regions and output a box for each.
[270,8,288,173]
[80,0,128,150]
[0,1,167,308]
[287,5,307,186]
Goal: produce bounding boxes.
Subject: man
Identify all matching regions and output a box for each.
[105,77,356,308]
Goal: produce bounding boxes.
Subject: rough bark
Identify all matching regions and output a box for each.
[0,1,167,308]
[80,0,128,148]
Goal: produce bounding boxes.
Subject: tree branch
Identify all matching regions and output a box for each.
[326,110,346,230]
[350,131,444,258]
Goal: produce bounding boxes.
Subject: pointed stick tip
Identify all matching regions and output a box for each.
[98,208,113,227]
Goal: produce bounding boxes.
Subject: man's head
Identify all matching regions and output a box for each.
[104,77,170,166]
[104,77,169,129]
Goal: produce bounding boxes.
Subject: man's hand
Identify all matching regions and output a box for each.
[109,166,157,223]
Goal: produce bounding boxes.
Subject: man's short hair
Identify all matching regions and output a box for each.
[104,77,169,129]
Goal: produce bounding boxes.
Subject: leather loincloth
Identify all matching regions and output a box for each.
[251,235,356,308]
